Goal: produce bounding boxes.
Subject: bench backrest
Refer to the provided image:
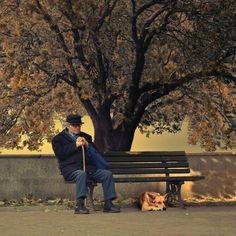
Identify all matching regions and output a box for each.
[103,151,189,175]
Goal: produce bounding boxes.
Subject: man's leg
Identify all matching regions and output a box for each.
[90,169,120,213]
[67,169,89,214]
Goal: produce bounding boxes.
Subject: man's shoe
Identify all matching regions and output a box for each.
[74,205,90,214]
[103,205,120,213]
[103,200,120,213]
[74,198,90,214]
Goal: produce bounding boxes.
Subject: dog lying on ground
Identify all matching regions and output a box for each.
[139,192,167,211]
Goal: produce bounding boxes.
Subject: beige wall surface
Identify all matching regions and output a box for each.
[0,153,235,201]
[185,153,236,199]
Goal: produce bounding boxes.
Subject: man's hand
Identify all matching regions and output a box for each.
[76,137,89,147]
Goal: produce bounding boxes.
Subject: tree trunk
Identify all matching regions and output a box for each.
[93,119,136,152]
[82,99,138,152]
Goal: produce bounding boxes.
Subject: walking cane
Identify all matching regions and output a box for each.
[81,145,87,206]
[82,145,86,172]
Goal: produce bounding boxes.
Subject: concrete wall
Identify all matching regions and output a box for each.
[0,153,235,200]
[185,153,236,199]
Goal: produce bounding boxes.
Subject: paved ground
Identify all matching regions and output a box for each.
[0,205,235,236]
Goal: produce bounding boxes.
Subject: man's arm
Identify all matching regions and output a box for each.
[80,133,102,153]
[52,136,78,160]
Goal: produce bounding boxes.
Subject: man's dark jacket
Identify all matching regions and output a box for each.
[52,129,97,181]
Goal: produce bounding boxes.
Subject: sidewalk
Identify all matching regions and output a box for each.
[0,205,235,236]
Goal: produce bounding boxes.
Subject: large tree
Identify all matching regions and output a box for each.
[0,0,235,152]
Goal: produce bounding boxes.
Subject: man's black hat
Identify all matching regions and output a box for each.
[66,114,84,125]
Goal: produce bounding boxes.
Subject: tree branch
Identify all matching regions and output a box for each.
[134,0,166,17]
[0,105,25,135]
[143,6,175,52]
[134,69,236,126]
[131,0,139,44]
[80,98,99,124]
[126,1,172,118]
[93,37,108,95]
[63,0,90,71]
[94,0,118,32]
[35,0,79,85]
[33,63,75,87]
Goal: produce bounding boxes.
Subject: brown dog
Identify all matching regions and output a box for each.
[139,192,167,211]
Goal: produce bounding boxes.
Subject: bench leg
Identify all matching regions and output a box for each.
[87,183,98,211]
[166,181,185,208]
[166,183,177,206]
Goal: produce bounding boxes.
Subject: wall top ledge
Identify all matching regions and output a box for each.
[0,154,55,158]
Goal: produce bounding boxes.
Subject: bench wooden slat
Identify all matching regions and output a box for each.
[111,168,190,175]
[104,151,187,162]
[114,176,204,183]
[104,156,187,162]
[109,162,189,169]
[104,151,186,156]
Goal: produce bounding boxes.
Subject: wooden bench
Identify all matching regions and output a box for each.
[66,151,204,209]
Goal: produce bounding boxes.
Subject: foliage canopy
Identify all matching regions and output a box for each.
[0,0,235,151]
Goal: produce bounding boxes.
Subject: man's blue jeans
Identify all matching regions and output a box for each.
[68,169,117,201]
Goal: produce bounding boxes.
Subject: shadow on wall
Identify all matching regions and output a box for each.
[182,153,236,199]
